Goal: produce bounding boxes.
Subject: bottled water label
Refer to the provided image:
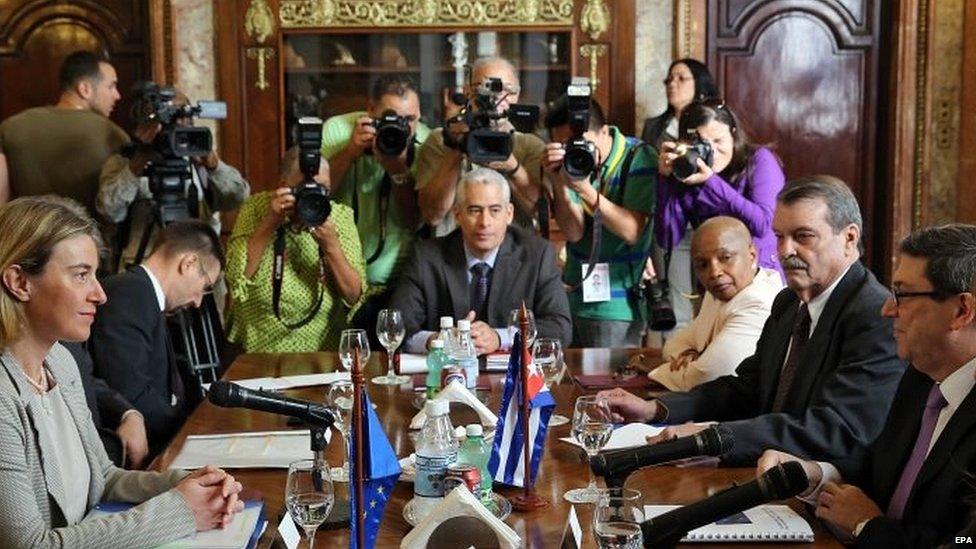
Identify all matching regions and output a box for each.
[458,357,478,389]
[414,451,458,497]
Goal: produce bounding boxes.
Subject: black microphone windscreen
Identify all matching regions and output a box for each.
[762,461,809,500]
[207,380,237,407]
[698,425,734,456]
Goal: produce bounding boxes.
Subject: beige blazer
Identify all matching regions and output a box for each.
[650,268,783,391]
[0,342,195,548]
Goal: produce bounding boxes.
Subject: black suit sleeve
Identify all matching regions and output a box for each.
[389,243,430,343]
[856,516,952,549]
[531,243,573,348]
[64,340,134,430]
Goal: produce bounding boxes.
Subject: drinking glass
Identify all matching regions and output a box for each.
[373,308,409,385]
[508,308,537,349]
[534,337,569,426]
[564,395,613,504]
[285,458,335,549]
[593,489,645,548]
[338,329,370,372]
[326,380,354,482]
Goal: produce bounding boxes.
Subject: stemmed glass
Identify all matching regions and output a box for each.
[508,308,537,349]
[534,337,569,427]
[593,489,645,548]
[326,381,353,482]
[373,308,409,385]
[285,458,335,549]
[338,329,369,372]
[564,395,613,504]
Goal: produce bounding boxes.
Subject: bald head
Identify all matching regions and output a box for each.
[692,216,758,301]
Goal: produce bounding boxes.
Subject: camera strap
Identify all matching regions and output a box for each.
[272,226,325,329]
[355,142,416,265]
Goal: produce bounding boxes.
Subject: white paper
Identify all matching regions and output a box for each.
[559,423,664,451]
[202,372,351,392]
[86,502,264,549]
[399,353,430,374]
[278,512,301,549]
[581,262,611,303]
[642,504,815,542]
[169,430,323,469]
[409,380,498,429]
[568,505,582,547]
[401,486,520,549]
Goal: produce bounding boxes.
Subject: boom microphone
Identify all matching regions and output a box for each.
[640,461,809,548]
[590,425,733,485]
[208,380,336,428]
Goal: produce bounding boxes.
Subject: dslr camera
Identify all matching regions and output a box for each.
[631,277,677,332]
[446,76,539,164]
[291,117,332,228]
[671,133,714,180]
[562,77,598,179]
[368,109,411,157]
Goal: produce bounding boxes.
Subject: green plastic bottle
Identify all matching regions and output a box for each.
[425,339,446,400]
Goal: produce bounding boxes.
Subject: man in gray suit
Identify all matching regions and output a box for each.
[392,167,571,355]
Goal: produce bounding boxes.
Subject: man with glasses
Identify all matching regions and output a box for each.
[757,223,976,548]
[415,56,546,236]
[90,219,224,457]
[599,175,906,465]
[391,167,571,355]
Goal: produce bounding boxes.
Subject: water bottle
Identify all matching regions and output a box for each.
[413,399,458,518]
[458,424,493,506]
[453,319,479,390]
[425,339,446,400]
[438,316,457,370]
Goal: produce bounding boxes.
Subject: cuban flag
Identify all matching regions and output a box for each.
[349,389,401,549]
[487,332,555,487]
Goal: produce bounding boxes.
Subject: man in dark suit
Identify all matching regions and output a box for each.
[90,219,223,455]
[391,166,572,354]
[599,175,907,465]
[758,223,976,548]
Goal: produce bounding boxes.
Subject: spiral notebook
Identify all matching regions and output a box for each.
[643,504,815,543]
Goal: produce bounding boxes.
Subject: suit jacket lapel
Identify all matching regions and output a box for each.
[761,294,800,410]
[485,231,515,325]
[444,233,471,320]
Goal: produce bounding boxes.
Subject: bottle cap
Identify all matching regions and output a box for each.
[426,399,449,416]
[465,424,483,437]
[440,316,454,328]
[457,319,471,330]
[430,338,444,349]
[454,426,467,440]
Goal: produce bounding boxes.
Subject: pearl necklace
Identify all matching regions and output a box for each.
[20,367,51,414]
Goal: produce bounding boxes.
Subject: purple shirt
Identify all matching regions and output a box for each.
[654,147,785,275]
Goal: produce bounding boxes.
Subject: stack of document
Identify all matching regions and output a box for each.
[643,504,815,542]
[86,500,266,548]
[203,372,350,392]
[169,430,320,469]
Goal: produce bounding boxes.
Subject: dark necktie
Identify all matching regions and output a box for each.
[886,384,948,519]
[772,303,811,412]
[470,262,491,320]
[163,320,184,408]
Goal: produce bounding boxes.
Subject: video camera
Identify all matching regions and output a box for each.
[562,77,598,179]
[291,117,331,228]
[671,133,714,180]
[446,76,539,164]
[131,82,226,159]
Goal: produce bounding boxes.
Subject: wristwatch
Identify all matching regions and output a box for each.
[389,172,412,186]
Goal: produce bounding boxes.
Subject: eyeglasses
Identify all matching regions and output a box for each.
[889,287,940,306]
[663,74,693,85]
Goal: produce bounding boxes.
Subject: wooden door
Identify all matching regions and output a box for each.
[706,0,884,264]
[0,1,152,130]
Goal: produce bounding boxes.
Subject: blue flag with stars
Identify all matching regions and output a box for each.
[349,389,401,549]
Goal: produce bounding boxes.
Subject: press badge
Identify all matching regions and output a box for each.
[581,263,611,303]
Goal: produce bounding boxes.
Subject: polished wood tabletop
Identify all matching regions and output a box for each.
[154,349,841,548]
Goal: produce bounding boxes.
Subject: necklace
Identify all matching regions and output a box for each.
[20,367,51,414]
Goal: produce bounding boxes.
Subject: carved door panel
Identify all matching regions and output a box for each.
[706,0,883,262]
[0,1,152,129]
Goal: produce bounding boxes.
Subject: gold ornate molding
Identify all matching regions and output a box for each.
[246,47,276,91]
[912,0,928,229]
[279,0,574,28]
[245,0,276,43]
[579,0,610,41]
[579,43,607,92]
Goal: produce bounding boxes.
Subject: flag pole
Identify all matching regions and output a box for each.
[511,300,549,511]
[351,347,366,548]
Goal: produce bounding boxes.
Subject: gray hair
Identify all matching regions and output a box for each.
[777,175,863,235]
[471,56,519,85]
[899,224,976,296]
[455,167,511,207]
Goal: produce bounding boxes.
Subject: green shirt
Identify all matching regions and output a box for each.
[564,127,658,321]
[225,191,366,352]
[320,111,430,287]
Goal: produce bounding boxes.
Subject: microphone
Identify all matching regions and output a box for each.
[208,380,336,429]
[640,461,809,548]
[590,425,733,485]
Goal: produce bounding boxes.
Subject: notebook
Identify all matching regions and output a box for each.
[572,373,653,390]
[86,500,266,548]
[643,504,815,543]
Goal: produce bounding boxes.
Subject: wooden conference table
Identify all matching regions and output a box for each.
[155,349,841,548]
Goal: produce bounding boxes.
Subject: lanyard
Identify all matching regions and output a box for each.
[272,226,325,329]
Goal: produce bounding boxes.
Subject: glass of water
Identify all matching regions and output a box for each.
[593,488,644,548]
[326,380,354,482]
[534,337,569,426]
[285,458,334,549]
[373,308,409,385]
[564,395,613,504]
[338,329,369,372]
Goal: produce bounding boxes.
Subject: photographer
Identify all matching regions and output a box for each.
[97,88,249,269]
[544,93,658,347]
[656,100,784,278]
[320,74,430,339]
[415,56,545,236]
[225,147,365,353]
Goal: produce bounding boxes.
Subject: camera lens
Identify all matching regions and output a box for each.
[671,151,700,180]
[293,184,331,227]
[564,141,596,179]
[375,125,409,156]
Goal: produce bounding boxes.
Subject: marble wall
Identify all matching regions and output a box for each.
[634,0,674,133]
[171,0,220,146]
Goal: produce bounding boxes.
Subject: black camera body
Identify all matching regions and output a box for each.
[448,77,539,164]
[292,116,331,228]
[132,82,226,158]
[369,109,411,157]
[563,78,598,179]
[632,278,677,332]
[671,134,714,180]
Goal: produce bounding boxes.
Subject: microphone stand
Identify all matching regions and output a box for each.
[352,347,366,549]
[511,301,549,511]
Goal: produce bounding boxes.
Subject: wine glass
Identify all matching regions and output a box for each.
[593,488,644,548]
[285,458,335,549]
[564,395,613,504]
[508,308,537,349]
[534,337,569,427]
[326,381,354,482]
[338,329,369,372]
[372,308,408,385]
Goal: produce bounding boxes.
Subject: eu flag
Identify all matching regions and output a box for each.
[349,389,401,549]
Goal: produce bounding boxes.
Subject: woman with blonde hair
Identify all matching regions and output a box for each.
[0,195,243,548]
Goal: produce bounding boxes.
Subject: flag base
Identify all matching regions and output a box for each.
[511,492,550,511]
